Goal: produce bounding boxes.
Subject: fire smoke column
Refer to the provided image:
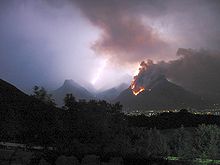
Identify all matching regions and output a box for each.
[130,60,153,95]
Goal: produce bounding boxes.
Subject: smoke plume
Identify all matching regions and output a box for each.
[162,48,220,102]
[132,60,165,89]
[71,0,171,63]
[134,48,220,102]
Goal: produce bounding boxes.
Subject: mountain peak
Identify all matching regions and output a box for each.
[51,79,94,106]
[63,79,75,86]
[62,79,82,89]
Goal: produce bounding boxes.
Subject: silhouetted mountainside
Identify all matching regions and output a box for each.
[0,79,55,110]
[96,83,129,101]
[51,79,94,106]
[0,79,57,143]
[0,79,28,105]
[97,88,118,101]
[116,77,210,111]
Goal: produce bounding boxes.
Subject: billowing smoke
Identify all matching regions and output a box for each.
[72,0,170,63]
[130,60,165,95]
[134,61,165,87]
[161,48,220,102]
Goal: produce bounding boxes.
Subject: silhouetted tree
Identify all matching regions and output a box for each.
[32,86,55,106]
[179,109,189,113]
[111,102,123,113]
[147,128,169,158]
[63,93,77,110]
[169,126,193,159]
[193,124,220,159]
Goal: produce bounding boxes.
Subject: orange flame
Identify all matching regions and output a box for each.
[130,60,152,95]
[131,84,145,95]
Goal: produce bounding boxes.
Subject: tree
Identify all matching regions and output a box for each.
[32,86,55,106]
[111,102,123,113]
[63,93,77,110]
[147,128,169,158]
[193,124,220,159]
[135,128,169,158]
[169,126,193,159]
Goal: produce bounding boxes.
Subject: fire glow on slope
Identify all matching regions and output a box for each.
[131,84,145,95]
[130,60,153,95]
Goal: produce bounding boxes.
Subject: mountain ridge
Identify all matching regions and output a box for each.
[96,83,129,101]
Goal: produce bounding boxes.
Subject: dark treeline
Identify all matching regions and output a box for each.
[127,109,220,129]
[1,84,220,163]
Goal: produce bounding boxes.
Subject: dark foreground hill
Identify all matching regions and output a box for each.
[0,78,57,111]
[0,79,28,105]
[0,79,58,143]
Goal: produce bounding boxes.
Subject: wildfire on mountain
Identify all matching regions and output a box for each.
[130,60,153,95]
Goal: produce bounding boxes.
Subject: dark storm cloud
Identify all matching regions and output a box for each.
[71,0,220,63]
[91,18,169,62]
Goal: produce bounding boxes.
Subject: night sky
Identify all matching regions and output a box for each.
[1,0,220,93]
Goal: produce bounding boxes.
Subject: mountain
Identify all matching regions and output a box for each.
[96,83,129,101]
[51,79,94,106]
[116,77,211,111]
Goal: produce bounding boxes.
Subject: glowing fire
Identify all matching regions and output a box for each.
[131,84,145,95]
[130,60,152,95]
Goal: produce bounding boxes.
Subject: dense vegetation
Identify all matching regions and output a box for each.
[127,109,220,129]
[1,80,220,162]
